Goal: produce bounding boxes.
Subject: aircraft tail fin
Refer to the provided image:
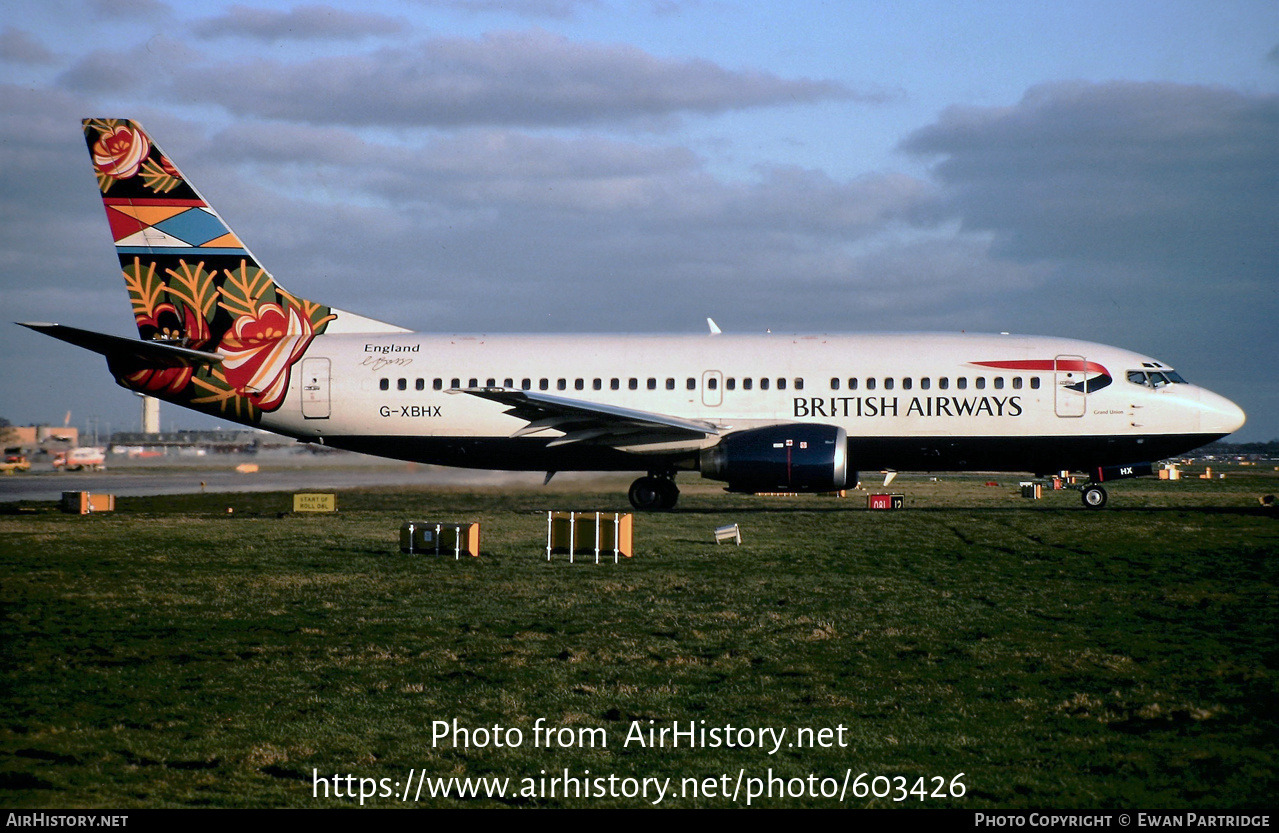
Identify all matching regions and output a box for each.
[82,118,406,345]
[72,119,406,421]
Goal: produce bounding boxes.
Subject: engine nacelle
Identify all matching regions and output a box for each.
[700,424,850,493]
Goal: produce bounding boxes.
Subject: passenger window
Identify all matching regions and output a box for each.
[976,378,986,390]
[593,379,602,391]
[468,378,478,389]
[777,378,786,391]
[539,379,549,391]
[884,378,894,391]
[379,378,389,391]
[831,377,840,391]
[686,378,696,390]
[611,378,620,390]
[486,378,496,388]
[708,377,718,390]
[921,377,931,390]
[647,378,657,390]
[902,378,912,390]
[957,377,967,390]
[434,378,443,391]
[938,377,948,390]
[504,378,513,388]
[575,379,584,391]
[848,378,858,391]
[726,378,736,391]
[1012,377,1022,389]
[1030,377,1041,390]
[666,378,675,390]
[760,378,770,391]
[866,378,876,391]
[397,378,407,391]
[795,378,804,391]
[628,378,638,390]
[743,378,753,390]
[415,379,425,391]
[521,378,531,390]
[994,377,1004,390]
[451,378,460,389]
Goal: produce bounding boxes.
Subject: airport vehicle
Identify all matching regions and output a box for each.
[21,120,1246,509]
[52,447,107,472]
[1,454,31,475]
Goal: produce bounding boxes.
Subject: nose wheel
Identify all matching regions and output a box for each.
[629,474,680,510]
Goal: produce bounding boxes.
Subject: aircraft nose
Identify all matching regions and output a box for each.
[1197,388,1246,436]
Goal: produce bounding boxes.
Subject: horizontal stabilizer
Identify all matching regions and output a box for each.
[18,322,224,367]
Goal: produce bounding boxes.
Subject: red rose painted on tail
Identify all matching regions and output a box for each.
[219,301,318,412]
[92,125,150,181]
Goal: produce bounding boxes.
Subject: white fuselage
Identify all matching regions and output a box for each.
[258,330,1244,476]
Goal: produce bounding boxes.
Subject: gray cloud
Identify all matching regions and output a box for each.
[168,29,863,127]
[89,0,171,21]
[0,27,55,65]
[58,37,204,94]
[901,81,1279,279]
[191,4,409,42]
[413,0,602,19]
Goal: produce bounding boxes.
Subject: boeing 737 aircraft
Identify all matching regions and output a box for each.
[22,119,1246,509]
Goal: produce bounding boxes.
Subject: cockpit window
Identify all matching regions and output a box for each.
[1127,369,1187,387]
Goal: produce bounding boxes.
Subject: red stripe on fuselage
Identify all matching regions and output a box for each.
[971,359,1109,376]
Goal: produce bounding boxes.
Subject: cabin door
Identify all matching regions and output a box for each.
[301,357,331,419]
[702,370,723,407]
[1054,355,1086,418]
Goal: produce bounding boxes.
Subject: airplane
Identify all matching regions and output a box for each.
[21,119,1246,510]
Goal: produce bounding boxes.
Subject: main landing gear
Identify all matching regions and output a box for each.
[628,472,680,511]
[1080,483,1108,509]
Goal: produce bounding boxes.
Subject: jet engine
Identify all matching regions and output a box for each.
[700,424,850,493]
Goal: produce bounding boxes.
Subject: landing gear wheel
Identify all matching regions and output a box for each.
[1081,484,1108,509]
[628,476,680,511]
[628,477,663,511]
[656,478,679,510]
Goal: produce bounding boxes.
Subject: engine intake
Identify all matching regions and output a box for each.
[700,424,850,493]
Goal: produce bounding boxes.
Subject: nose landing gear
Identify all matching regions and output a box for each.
[628,472,680,510]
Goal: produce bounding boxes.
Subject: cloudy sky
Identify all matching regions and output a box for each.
[2,0,1276,443]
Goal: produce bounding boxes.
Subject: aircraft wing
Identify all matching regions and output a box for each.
[453,387,726,449]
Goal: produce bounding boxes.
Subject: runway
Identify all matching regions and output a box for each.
[0,450,561,503]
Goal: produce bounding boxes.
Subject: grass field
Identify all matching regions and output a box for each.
[2,467,1276,808]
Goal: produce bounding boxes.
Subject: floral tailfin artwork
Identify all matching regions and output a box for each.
[79,119,405,423]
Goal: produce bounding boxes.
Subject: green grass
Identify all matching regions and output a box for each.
[2,469,1276,808]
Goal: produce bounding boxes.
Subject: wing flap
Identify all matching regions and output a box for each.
[453,387,725,449]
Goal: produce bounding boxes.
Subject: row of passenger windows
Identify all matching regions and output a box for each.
[377,375,1042,392]
[378,376,808,392]
[831,376,1041,391]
